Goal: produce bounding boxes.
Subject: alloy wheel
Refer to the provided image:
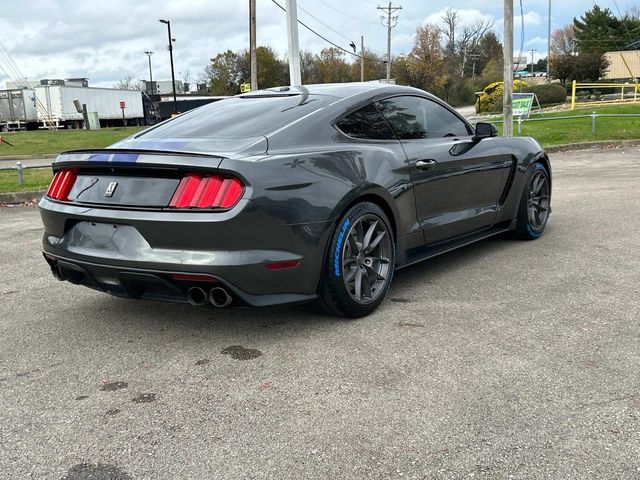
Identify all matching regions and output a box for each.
[527,169,550,231]
[341,214,392,305]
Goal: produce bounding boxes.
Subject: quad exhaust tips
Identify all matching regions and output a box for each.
[209,287,233,308]
[186,286,233,307]
[186,287,208,306]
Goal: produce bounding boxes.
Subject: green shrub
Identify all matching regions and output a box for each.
[522,84,567,105]
[475,79,528,113]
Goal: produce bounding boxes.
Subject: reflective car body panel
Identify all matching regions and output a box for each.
[39,83,551,307]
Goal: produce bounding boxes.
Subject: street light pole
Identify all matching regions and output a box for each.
[144,50,154,94]
[159,19,178,114]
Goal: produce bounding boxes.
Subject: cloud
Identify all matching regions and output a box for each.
[0,0,625,88]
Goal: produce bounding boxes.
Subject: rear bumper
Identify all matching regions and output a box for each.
[43,253,317,307]
[39,196,334,304]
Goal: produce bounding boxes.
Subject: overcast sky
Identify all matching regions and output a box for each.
[0,0,635,89]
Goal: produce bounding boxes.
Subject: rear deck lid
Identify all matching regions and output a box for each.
[50,150,233,209]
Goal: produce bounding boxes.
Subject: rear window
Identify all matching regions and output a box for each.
[137,94,331,139]
[336,104,396,140]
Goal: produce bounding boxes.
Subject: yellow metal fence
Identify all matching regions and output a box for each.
[571,80,640,110]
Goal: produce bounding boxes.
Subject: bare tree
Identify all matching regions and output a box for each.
[457,19,494,77]
[436,9,494,77]
[624,5,640,19]
[550,25,576,56]
[180,68,193,91]
[113,75,144,90]
[437,9,460,54]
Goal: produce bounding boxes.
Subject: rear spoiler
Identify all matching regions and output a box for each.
[52,149,225,170]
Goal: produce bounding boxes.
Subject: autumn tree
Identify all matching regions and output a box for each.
[316,48,351,83]
[201,50,242,95]
[240,46,288,88]
[349,48,387,82]
[402,24,447,93]
[300,50,319,84]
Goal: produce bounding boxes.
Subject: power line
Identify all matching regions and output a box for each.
[314,0,379,25]
[270,0,386,63]
[298,2,355,45]
[401,9,424,29]
[611,0,640,65]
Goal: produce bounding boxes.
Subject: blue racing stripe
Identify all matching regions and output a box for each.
[87,153,111,163]
[111,153,138,163]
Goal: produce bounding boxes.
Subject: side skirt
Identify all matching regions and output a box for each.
[397,219,516,271]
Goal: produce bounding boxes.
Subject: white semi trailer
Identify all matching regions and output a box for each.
[35,85,145,128]
[0,85,145,130]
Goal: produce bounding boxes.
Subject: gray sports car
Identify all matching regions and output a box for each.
[39,83,551,317]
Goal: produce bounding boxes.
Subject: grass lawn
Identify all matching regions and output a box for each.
[494,104,640,146]
[0,167,52,193]
[0,127,144,157]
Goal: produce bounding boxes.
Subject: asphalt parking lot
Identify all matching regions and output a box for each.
[1,147,638,479]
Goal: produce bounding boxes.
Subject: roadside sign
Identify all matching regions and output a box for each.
[240,83,251,93]
[119,101,126,109]
[512,93,535,118]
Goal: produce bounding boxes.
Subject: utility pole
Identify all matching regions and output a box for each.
[546,0,551,83]
[249,0,258,91]
[144,51,154,94]
[159,19,178,115]
[378,2,401,82]
[503,0,513,137]
[528,49,537,76]
[360,35,365,82]
[285,0,302,85]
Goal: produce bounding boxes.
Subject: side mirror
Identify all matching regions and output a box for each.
[474,122,498,140]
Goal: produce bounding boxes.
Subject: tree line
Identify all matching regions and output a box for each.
[549,5,640,83]
[200,9,503,106]
[198,5,639,104]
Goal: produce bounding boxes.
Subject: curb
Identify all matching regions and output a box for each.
[0,190,45,205]
[545,140,640,153]
[0,154,56,161]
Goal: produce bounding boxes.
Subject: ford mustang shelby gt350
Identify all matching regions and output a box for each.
[40,83,551,317]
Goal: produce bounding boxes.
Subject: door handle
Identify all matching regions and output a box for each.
[416,159,438,170]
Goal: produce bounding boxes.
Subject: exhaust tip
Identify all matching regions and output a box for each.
[209,287,232,308]
[186,287,208,306]
[51,264,67,281]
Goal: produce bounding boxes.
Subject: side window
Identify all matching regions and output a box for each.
[376,96,471,139]
[336,104,396,140]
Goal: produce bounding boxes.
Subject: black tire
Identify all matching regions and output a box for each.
[319,202,395,318]
[514,162,551,240]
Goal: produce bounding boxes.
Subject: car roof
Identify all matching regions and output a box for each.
[245,82,430,100]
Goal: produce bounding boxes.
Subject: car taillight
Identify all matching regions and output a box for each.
[46,169,77,201]
[169,174,244,209]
